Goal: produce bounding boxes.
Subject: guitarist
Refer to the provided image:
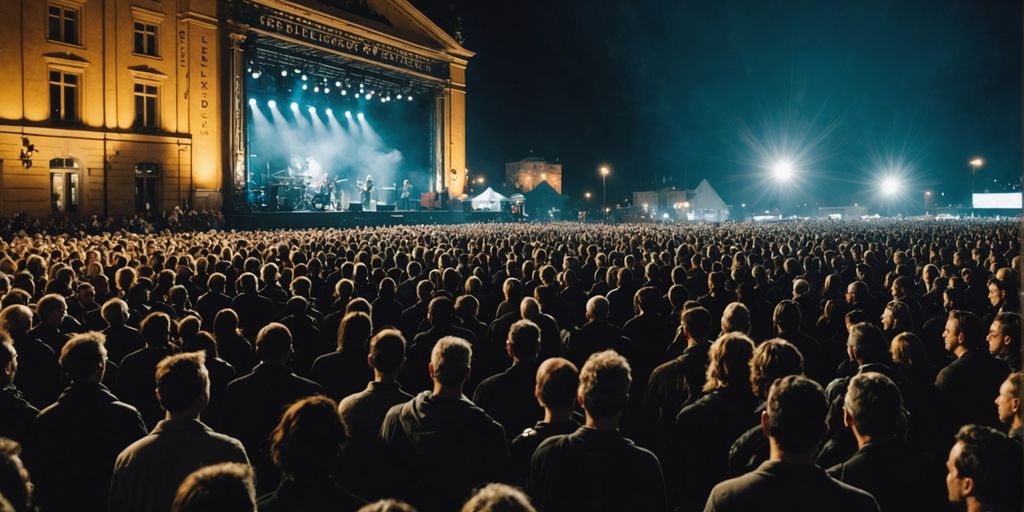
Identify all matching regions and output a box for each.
[359,174,374,210]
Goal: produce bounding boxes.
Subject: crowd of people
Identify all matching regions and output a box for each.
[0,208,224,239]
[0,219,1020,511]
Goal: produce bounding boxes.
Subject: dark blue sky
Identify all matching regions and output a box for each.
[417,0,1021,208]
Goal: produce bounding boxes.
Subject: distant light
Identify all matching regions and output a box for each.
[662,213,670,219]
[301,84,308,90]
[281,70,288,77]
[355,93,360,98]
[600,166,610,176]
[251,71,261,79]
[325,108,332,115]
[881,176,902,196]
[345,111,352,118]
[397,94,403,99]
[248,98,256,106]
[324,88,330,94]
[308,106,316,113]
[341,90,347,96]
[301,74,308,81]
[357,112,365,119]
[969,157,984,167]
[313,86,320,93]
[771,160,794,181]
[294,68,301,74]
[335,81,342,87]
[407,96,413,101]
[267,100,276,108]
[290,102,298,110]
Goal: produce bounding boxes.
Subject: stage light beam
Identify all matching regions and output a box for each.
[345,111,352,118]
[248,98,256,107]
[290,102,298,110]
[267,100,276,108]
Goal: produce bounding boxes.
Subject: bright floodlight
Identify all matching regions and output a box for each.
[267,100,276,108]
[344,111,352,118]
[248,98,256,106]
[290,102,298,110]
[771,160,794,181]
[600,166,610,176]
[881,176,902,196]
[307,106,316,113]
[325,108,332,115]
[357,112,365,119]
[969,157,984,167]
[280,70,288,77]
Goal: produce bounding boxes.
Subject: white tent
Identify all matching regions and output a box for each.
[470,187,508,211]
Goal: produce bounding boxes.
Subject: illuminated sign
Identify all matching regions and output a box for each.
[972,193,1022,209]
[231,0,450,80]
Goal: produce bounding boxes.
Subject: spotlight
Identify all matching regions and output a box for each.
[341,90,347,96]
[345,111,352,117]
[290,102,298,110]
[324,88,330,94]
[294,68,301,74]
[267,100,277,108]
[357,112,364,119]
[251,71,261,79]
[880,176,902,196]
[248,98,257,106]
[407,96,413,101]
[281,70,288,77]
[355,93,360,98]
[335,81,342,87]
[308,106,316,113]
[313,86,320,93]
[302,84,308,90]
[771,160,794,181]
[397,94,403,99]
[325,108,332,115]
[301,74,308,81]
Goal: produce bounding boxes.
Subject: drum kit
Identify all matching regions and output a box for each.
[251,168,347,211]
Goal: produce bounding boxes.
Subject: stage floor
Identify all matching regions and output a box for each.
[225,210,502,230]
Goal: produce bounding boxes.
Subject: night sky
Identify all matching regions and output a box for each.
[414,0,1021,210]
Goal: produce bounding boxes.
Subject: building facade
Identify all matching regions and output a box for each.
[632,179,729,222]
[0,0,470,218]
[505,156,562,194]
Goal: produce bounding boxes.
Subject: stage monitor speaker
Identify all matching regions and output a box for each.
[349,202,363,212]
[377,203,396,212]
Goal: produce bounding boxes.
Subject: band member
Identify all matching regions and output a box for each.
[361,174,374,209]
[400,180,412,210]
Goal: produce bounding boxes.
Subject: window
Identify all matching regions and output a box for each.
[49,158,80,214]
[134,83,158,130]
[47,4,79,45]
[49,70,79,122]
[134,163,159,213]
[133,22,158,56]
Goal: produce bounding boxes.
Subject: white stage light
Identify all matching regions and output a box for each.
[407,96,413,101]
[251,71,261,79]
[341,90,347,96]
[267,100,277,108]
[301,74,308,81]
[771,160,794,181]
[281,70,288,77]
[308,106,316,113]
[324,88,330,94]
[345,111,352,117]
[325,108,332,115]
[881,176,902,196]
[290,102,298,110]
[357,113,364,119]
[355,93,360,98]
[335,81,342,87]
[248,98,257,106]
[302,84,308,91]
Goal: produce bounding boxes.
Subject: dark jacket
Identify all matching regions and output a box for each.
[644,340,712,437]
[30,382,148,512]
[11,331,62,409]
[337,381,413,500]
[28,322,70,354]
[472,361,543,441]
[705,460,879,512]
[528,426,666,512]
[101,324,145,365]
[672,386,760,511]
[222,363,323,492]
[826,438,947,512]
[934,349,1010,438]
[402,324,477,393]
[564,321,631,369]
[115,346,177,429]
[231,292,277,340]
[257,475,365,512]
[0,384,38,444]
[310,350,373,402]
[509,419,579,486]
[195,291,232,330]
[379,391,507,511]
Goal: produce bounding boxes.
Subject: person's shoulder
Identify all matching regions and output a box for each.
[533,431,572,457]
[829,475,880,510]
[706,470,765,508]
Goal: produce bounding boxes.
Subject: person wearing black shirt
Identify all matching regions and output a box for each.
[311,311,374,402]
[474,319,543,441]
[509,357,580,486]
[116,312,177,429]
[995,372,1023,442]
[935,311,1010,439]
[528,350,666,512]
[0,334,38,444]
[705,375,879,512]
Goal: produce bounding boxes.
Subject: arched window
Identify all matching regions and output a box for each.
[49,157,80,213]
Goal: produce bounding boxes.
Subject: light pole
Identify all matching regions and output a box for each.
[600,166,610,216]
[969,157,983,216]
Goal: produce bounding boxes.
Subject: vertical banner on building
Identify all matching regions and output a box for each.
[183,17,221,206]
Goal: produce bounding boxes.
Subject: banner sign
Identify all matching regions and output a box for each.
[232,0,449,80]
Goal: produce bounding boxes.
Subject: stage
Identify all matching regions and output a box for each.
[226,210,502,230]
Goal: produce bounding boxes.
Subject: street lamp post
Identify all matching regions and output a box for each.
[969,157,983,216]
[600,166,610,217]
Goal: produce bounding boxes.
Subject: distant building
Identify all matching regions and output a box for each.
[632,179,729,222]
[818,205,868,220]
[505,156,562,194]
